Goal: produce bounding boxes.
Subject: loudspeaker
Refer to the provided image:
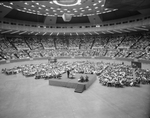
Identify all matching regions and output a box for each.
[62,13,72,22]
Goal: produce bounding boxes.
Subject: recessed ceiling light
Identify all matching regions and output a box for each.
[107,10,111,12]
[49,1,53,4]
[10,2,13,5]
[93,3,97,6]
[88,8,92,10]
[41,5,45,7]
[95,7,98,9]
[24,7,27,10]
[81,10,85,12]
[51,7,54,9]
[53,10,56,12]
[46,9,49,11]
[101,4,104,7]
[24,2,28,5]
[80,8,83,9]
[36,2,39,5]
[105,8,108,10]
[86,6,89,8]
[96,10,100,12]
[31,5,34,7]
[38,7,41,9]
[98,0,101,3]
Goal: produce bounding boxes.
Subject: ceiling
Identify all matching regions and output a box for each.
[1,0,115,17]
[0,0,150,36]
[1,0,149,24]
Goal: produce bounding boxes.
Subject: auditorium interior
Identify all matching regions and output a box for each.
[0,0,150,118]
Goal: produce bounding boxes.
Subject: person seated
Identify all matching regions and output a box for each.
[85,75,89,82]
[70,70,75,78]
[78,76,84,82]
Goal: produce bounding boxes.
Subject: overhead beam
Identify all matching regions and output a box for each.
[134,27,149,31]
[1,30,12,34]
[50,32,53,35]
[19,31,27,35]
[43,32,47,35]
[10,30,20,34]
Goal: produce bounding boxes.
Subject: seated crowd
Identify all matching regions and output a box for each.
[0,32,150,61]
[1,60,150,87]
[98,63,150,87]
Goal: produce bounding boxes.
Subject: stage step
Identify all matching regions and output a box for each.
[74,84,85,93]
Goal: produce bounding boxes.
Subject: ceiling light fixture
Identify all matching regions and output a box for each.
[19,31,27,35]
[53,0,81,7]
[1,30,12,34]
[93,3,97,6]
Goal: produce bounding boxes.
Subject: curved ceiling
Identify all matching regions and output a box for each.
[1,0,150,24]
[2,0,115,17]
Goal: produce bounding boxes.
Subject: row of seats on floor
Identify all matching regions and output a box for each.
[1,61,150,87]
[98,63,150,87]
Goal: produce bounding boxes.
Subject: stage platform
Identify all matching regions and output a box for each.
[49,73,96,93]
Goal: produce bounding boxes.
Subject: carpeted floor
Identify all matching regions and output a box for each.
[0,59,150,118]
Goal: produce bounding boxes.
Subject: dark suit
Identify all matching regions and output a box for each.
[67,70,70,78]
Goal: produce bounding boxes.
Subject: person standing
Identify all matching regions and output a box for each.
[67,69,70,78]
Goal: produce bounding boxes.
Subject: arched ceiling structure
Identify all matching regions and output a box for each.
[1,0,150,24]
[0,0,150,35]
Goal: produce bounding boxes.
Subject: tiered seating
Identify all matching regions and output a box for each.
[80,36,94,49]
[119,35,141,48]
[0,37,8,52]
[25,37,43,50]
[9,37,29,50]
[93,37,108,48]
[131,33,150,50]
[15,50,30,59]
[68,37,80,49]
[29,50,42,58]
[115,49,128,58]
[106,36,124,49]
[105,50,118,57]
[41,37,55,49]
[55,37,68,49]
[0,37,16,52]
[0,32,149,61]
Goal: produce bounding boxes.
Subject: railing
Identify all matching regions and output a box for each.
[0,14,150,33]
[1,56,149,66]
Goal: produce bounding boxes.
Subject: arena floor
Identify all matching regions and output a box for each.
[0,59,150,118]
